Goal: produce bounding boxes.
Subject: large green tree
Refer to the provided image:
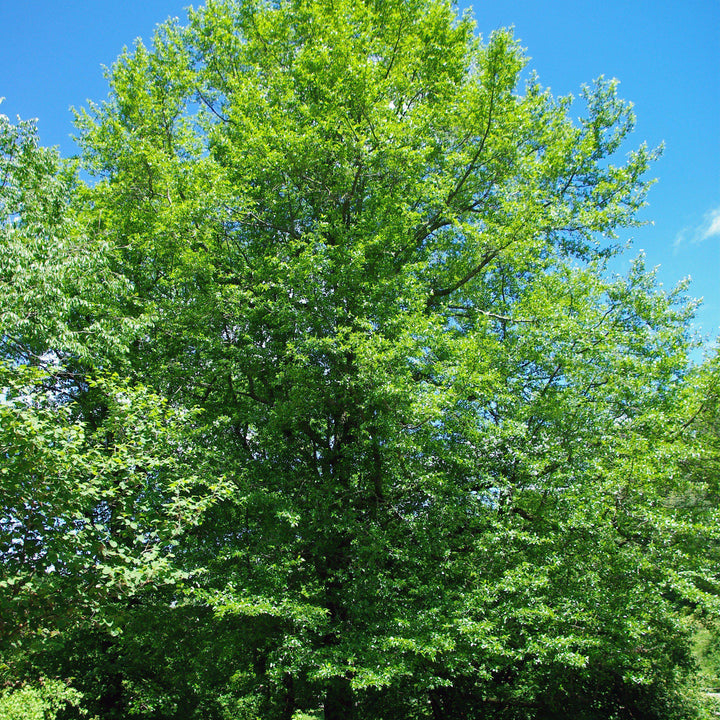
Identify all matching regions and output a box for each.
[2,0,718,717]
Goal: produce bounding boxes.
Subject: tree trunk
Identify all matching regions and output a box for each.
[280,673,295,720]
[324,676,355,720]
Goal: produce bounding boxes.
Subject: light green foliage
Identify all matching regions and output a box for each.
[0,679,84,720]
[0,362,226,687]
[1,1,718,718]
[0,108,227,718]
[0,108,151,365]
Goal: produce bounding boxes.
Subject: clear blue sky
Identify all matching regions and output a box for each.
[1,0,718,351]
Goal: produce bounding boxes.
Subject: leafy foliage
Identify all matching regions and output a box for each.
[1,2,719,718]
[0,679,85,720]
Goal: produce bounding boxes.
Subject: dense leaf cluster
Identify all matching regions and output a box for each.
[1,1,719,718]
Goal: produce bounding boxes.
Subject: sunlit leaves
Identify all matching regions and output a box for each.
[0,364,224,653]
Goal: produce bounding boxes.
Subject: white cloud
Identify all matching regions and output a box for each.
[701,207,720,240]
[674,205,720,249]
[673,228,688,249]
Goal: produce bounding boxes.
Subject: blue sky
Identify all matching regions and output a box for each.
[1,0,718,351]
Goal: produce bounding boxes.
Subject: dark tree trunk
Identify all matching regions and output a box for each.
[429,689,445,720]
[280,673,295,720]
[324,676,355,720]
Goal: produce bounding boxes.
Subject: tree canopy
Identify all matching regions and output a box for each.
[1,1,719,718]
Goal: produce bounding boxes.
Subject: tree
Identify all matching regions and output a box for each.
[0,108,226,717]
[2,1,717,717]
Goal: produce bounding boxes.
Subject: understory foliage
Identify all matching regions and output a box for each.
[1,1,719,718]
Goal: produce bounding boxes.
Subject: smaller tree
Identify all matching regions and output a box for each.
[0,110,230,717]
